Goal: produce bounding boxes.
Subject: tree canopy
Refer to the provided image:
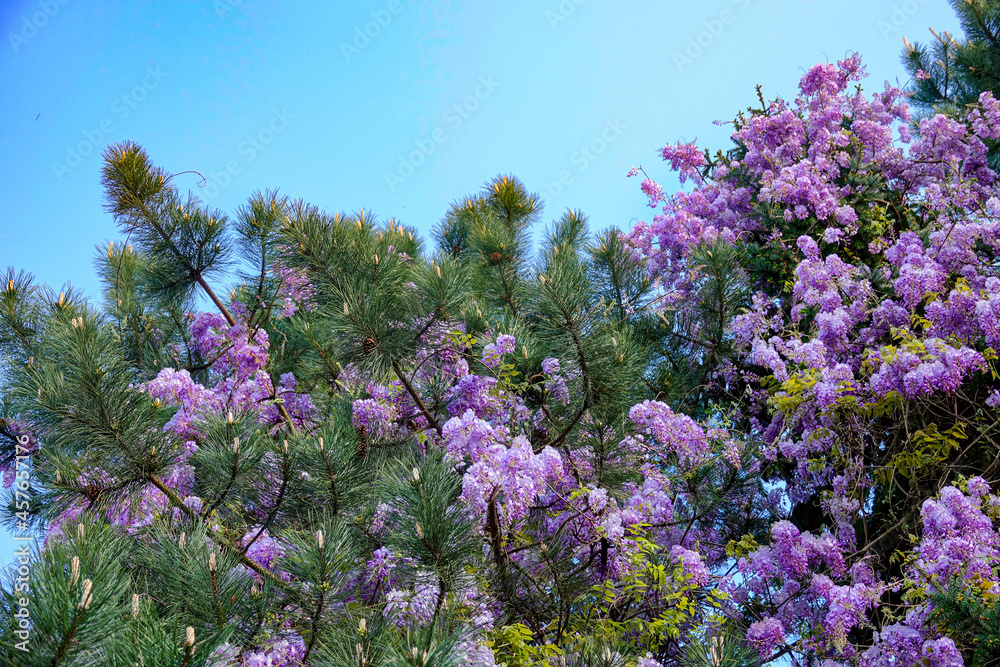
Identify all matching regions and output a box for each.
[10,25,1000,667]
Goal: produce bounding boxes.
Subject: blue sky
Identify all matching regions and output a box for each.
[0,1,962,561]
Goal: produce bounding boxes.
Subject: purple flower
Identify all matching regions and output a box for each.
[747,617,785,656]
[481,333,516,370]
[671,545,709,586]
[628,400,710,465]
[242,633,306,667]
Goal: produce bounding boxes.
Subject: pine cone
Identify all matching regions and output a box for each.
[355,425,368,459]
[490,251,503,263]
[362,336,377,356]
[81,484,102,503]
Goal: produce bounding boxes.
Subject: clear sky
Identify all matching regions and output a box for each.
[0,1,963,561]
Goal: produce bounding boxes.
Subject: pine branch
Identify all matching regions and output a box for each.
[201,450,242,520]
[131,195,236,328]
[275,402,299,436]
[967,1,1000,54]
[147,474,295,597]
[48,607,85,667]
[209,565,224,625]
[319,448,340,517]
[243,446,292,553]
[392,361,442,437]
[302,566,327,665]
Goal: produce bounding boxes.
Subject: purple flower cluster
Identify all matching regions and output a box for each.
[147,311,315,438]
[747,617,785,657]
[461,433,563,529]
[481,333,515,370]
[915,482,1000,590]
[352,396,400,440]
[241,633,306,667]
[384,582,438,626]
[272,261,316,318]
[670,544,708,586]
[628,400,710,465]
[659,141,706,184]
[541,357,570,405]
[726,519,884,661]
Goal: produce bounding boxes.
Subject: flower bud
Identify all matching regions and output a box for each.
[318,437,324,452]
[132,593,140,618]
[186,626,195,647]
[233,437,240,454]
[412,467,420,483]
[179,532,186,549]
[70,556,80,586]
[415,522,424,539]
[317,530,324,549]
[209,552,217,572]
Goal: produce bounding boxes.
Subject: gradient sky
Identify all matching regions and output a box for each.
[0,0,963,562]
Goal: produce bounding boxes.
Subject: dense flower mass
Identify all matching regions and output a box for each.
[625,52,1000,664]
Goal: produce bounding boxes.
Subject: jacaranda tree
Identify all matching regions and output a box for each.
[7,50,1000,667]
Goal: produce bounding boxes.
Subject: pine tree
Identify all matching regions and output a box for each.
[0,143,764,665]
[901,0,1000,116]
